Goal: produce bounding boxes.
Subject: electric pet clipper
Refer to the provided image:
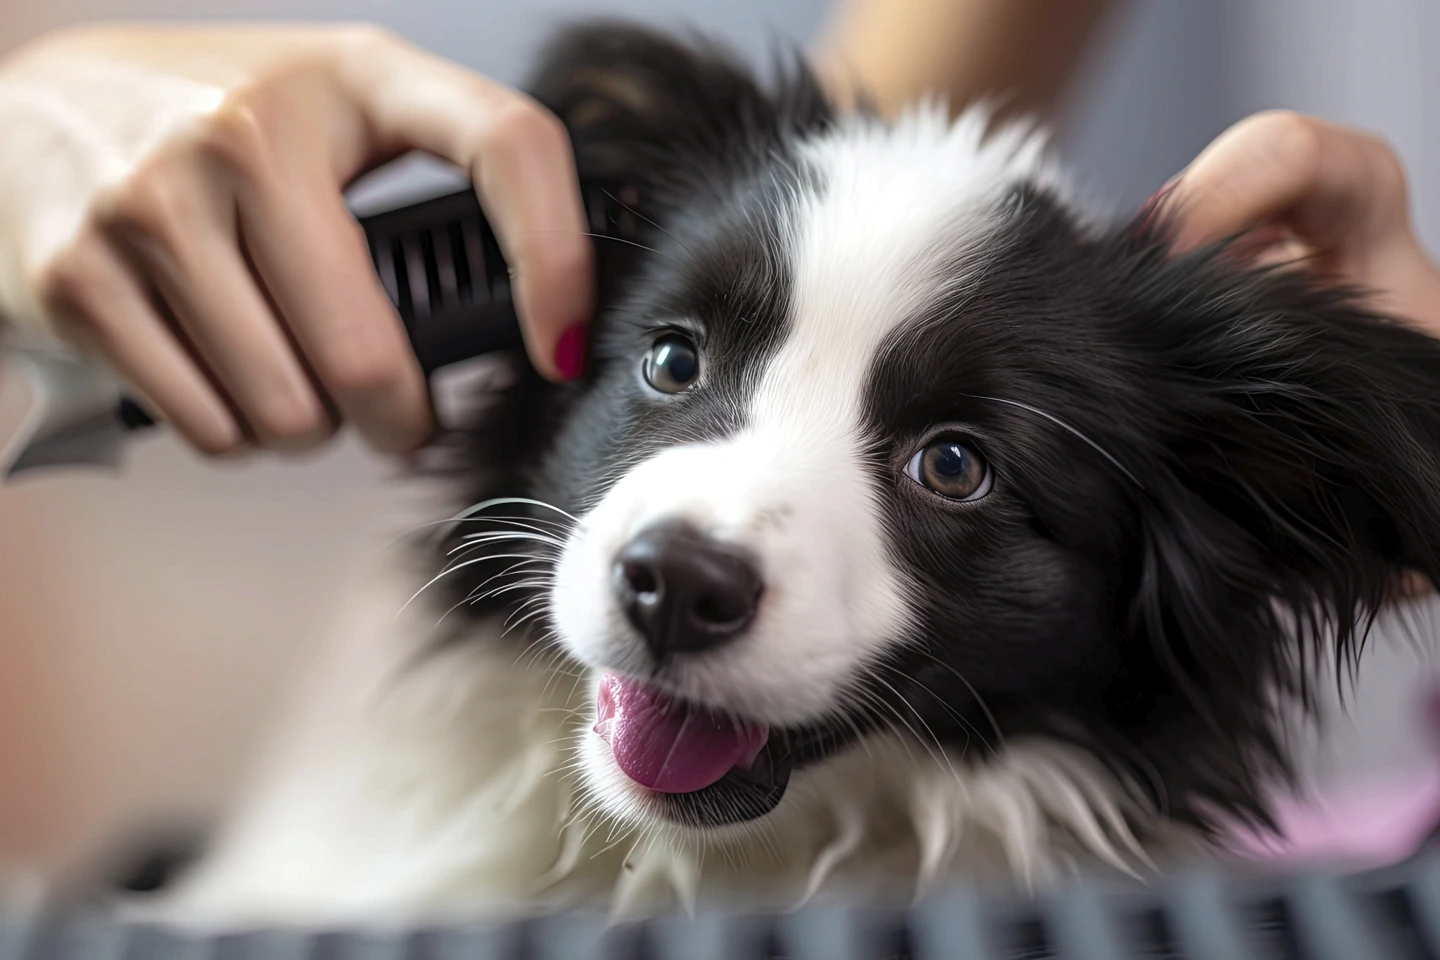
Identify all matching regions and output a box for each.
[0,182,631,479]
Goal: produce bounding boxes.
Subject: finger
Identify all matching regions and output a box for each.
[333,34,594,381]
[473,105,594,384]
[236,176,434,454]
[118,219,336,452]
[1164,111,1412,256]
[40,237,243,455]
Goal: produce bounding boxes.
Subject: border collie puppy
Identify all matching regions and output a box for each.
[165,21,1440,923]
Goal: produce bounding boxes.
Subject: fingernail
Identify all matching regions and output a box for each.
[554,323,588,381]
[1226,224,1296,267]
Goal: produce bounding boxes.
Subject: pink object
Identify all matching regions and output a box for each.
[554,324,588,380]
[1229,763,1440,869]
[1228,688,1440,869]
[594,673,767,794]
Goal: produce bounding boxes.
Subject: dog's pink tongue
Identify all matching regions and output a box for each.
[595,674,767,794]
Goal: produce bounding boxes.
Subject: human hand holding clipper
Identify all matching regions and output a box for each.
[0,24,594,461]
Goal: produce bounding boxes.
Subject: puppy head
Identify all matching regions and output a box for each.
[439,23,1440,841]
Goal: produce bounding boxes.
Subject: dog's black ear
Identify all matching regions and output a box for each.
[1130,239,1440,650]
[1099,227,1440,823]
[526,21,833,209]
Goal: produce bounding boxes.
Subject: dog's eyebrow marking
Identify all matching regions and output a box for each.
[964,394,1145,491]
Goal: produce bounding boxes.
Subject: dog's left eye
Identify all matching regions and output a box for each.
[905,438,992,501]
[643,334,701,393]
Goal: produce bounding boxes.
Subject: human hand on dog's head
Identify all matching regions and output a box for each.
[0,24,593,458]
[1158,111,1440,599]
[1157,110,1440,340]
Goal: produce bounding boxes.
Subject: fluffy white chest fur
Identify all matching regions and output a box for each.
[163,547,1195,928]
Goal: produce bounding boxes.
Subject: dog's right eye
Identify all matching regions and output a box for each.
[643,335,701,393]
[905,438,992,502]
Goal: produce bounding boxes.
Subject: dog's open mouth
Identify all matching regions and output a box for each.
[594,674,768,792]
[593,673,793,826]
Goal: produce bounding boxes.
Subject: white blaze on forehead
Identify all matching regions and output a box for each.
[749,104,1052,439]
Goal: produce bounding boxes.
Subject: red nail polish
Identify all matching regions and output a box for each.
[554,324,588,380]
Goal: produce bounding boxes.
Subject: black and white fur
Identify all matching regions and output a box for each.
[164,22,1440,924]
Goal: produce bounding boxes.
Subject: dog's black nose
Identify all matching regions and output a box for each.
[614,521,762,658]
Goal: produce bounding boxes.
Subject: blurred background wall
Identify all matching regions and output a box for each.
[0,0,1435,879]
